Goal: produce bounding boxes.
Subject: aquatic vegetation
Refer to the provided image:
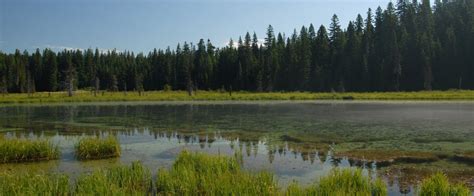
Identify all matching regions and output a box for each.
[75,136,121,160]
[0,90,473,104]
[316,169,387,196]
[418,173,470,196]
[1,151,472,195]
[0,172,69,195]
[0,138,60,163]
[75,161,152,195]
[156,150,278,195]
[335,150,440,164]
[453,151,474,164]
[284,169,387,196]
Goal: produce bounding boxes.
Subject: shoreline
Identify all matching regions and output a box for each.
[1,90,473,105]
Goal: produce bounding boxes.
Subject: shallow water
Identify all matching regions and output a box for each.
[0,101,473,195]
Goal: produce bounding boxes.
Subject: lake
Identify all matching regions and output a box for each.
[0,101,473,195]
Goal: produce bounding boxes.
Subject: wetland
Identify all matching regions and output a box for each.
[0,101,473,195]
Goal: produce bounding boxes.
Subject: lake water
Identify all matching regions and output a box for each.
[0,101,473,195]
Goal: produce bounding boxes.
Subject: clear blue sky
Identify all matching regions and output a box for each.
[1,0,429,53]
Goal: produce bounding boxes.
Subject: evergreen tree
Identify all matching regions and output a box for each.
[2,0,473,93]
[418,0,435,90]
[313,25,331,91]
[329,14,345,91]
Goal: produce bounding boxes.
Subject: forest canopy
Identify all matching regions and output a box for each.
[0,0,473,93]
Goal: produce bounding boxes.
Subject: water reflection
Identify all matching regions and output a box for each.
[2,101,473,194]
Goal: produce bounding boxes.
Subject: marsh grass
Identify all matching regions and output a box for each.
[317,169,387,196]
[0,151,470,195]
[75,161,152,195]
[0,138,60,163]
[0,90,473,104]
[418,173,470,196]
[75,136,120,160]
[284,169,387,196]
[0,172,69,195]
[156,150,278,195]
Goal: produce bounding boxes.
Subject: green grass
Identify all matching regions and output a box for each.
[156,150,278,195]
[284,169,387,196]
[74,136,121,160]
[75,161,152,195]
[316,169,387,196]
[0,90,473,104]
[0,151,470,195]
[418,173,470,196]
[0,172,69,195]
[0,137,60,163]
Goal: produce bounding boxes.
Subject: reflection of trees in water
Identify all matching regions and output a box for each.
[2,128,450,195]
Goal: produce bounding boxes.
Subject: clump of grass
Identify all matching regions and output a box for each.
[418,173,470,196]
[314,169,387,195]
[75,136,120,160]
[0,172,69,195]
[156,150,278,195]
[286,168,387,196]
[75,161,151,195]
[0,138,60,163]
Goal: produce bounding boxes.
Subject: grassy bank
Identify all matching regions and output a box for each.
[75,136,121,160]
[0,138,60,163]
[0,151,470,195]
[0,90,473,104]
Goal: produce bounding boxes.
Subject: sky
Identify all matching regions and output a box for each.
[0,0,430,53]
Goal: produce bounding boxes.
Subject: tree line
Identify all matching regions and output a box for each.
[0,0,473,95]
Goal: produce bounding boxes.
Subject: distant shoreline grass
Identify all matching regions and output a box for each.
[0,138,60,163]
[0,90,473,104]
[0,151,470,195]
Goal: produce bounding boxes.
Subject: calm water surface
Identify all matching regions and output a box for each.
[0,101,473,195]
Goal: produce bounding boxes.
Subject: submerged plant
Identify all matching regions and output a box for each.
[0,138,60,163]
[74,136,120,160]
[75,161,152,195]
[418,173,470,196]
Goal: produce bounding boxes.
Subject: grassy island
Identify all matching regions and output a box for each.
[0,138,60,163]
[75,136,121,160]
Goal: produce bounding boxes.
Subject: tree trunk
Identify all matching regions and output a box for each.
[68,75,74,97]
